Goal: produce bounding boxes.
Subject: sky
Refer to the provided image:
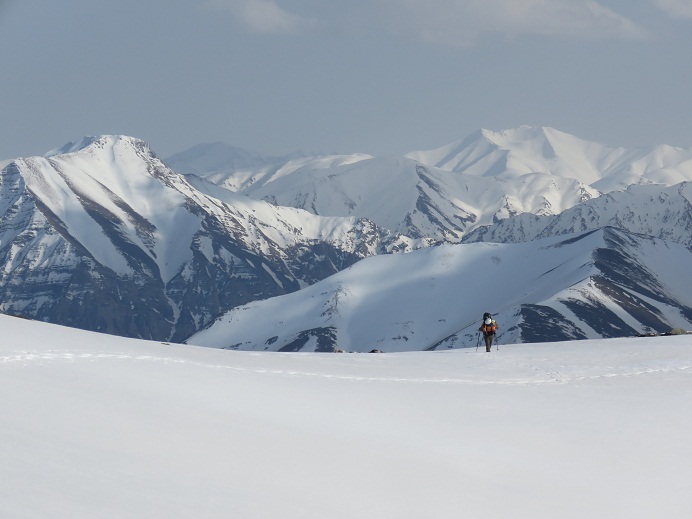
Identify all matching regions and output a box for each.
[1,0,691,161]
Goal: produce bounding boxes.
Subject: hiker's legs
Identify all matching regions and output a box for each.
[485,335,493,352]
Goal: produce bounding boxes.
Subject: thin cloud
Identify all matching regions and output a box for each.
[377,0,649,46]
[652,0,692,18]
[207,0,315,34]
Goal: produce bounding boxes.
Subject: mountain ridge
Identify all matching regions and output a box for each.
[188,227,692,352]
[3,128,692,346]
[463,181,692,249]
[167,126,692,245]
[0,135,409,341]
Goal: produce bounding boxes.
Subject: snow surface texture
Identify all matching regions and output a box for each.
[2,314,692,518]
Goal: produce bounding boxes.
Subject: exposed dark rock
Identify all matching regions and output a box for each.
[520,304,589,343]
[278,327,338,352]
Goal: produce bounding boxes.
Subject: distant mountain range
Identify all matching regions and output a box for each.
[167,125,692,244]
[463,181,692,247]
[2,127,691,347]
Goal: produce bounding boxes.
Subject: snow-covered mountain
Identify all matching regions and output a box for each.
[168,126,692,244]
[188,227,692,352]
[407,126,692,192]
[4,314,692,518]
[0,136,410,341]
[3,128,691,346]
[164,142,283,178]
[463,181,692,248]
[165,142,372,193]
[239,157,603,243]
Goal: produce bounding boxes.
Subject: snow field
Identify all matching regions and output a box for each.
[2,314,692,518]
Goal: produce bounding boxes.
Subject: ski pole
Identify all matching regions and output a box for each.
[476,331,481,351]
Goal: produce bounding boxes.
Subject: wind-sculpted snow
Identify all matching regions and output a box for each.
[188,227,692,352]
[0,136,407,341]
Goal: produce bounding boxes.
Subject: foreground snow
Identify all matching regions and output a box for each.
[2,314,692,518]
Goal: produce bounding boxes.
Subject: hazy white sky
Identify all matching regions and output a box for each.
[1,0,691,160]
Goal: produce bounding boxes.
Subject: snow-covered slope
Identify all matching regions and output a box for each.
[188,227,692,352]
[0,136,408,341]
[3,313,692,518]
[165,142,371,192]
[178,154,596,243]
[407,125,692,192]
[163,141,282,178]
[464,181,692,248]
[4,129,691,346]
[169,126,692,244]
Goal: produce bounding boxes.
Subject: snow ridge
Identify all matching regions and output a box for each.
[3,127,692,347]
[169,126,692,244]
[0,136,408,341]
[188,227,692,352]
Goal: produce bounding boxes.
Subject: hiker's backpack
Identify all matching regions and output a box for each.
[482,317,497,334]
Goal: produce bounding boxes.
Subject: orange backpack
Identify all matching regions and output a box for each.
[482,321,497,334]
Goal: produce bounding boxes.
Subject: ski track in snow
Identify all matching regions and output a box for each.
[2,349,690,386]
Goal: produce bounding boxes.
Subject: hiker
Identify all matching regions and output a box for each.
[479,312,498,352]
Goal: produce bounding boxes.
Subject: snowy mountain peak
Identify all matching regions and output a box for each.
[480,125,557,147]
[404,126,692,192]
[1,138,407,342]
[164,142,280,176]
[4,127,692,347]
[44,136,101,157]
[162,125,692,248]
[43,135,150,158]
[406,125,613,180]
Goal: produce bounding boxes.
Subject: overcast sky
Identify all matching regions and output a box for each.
[1,0,691,160]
